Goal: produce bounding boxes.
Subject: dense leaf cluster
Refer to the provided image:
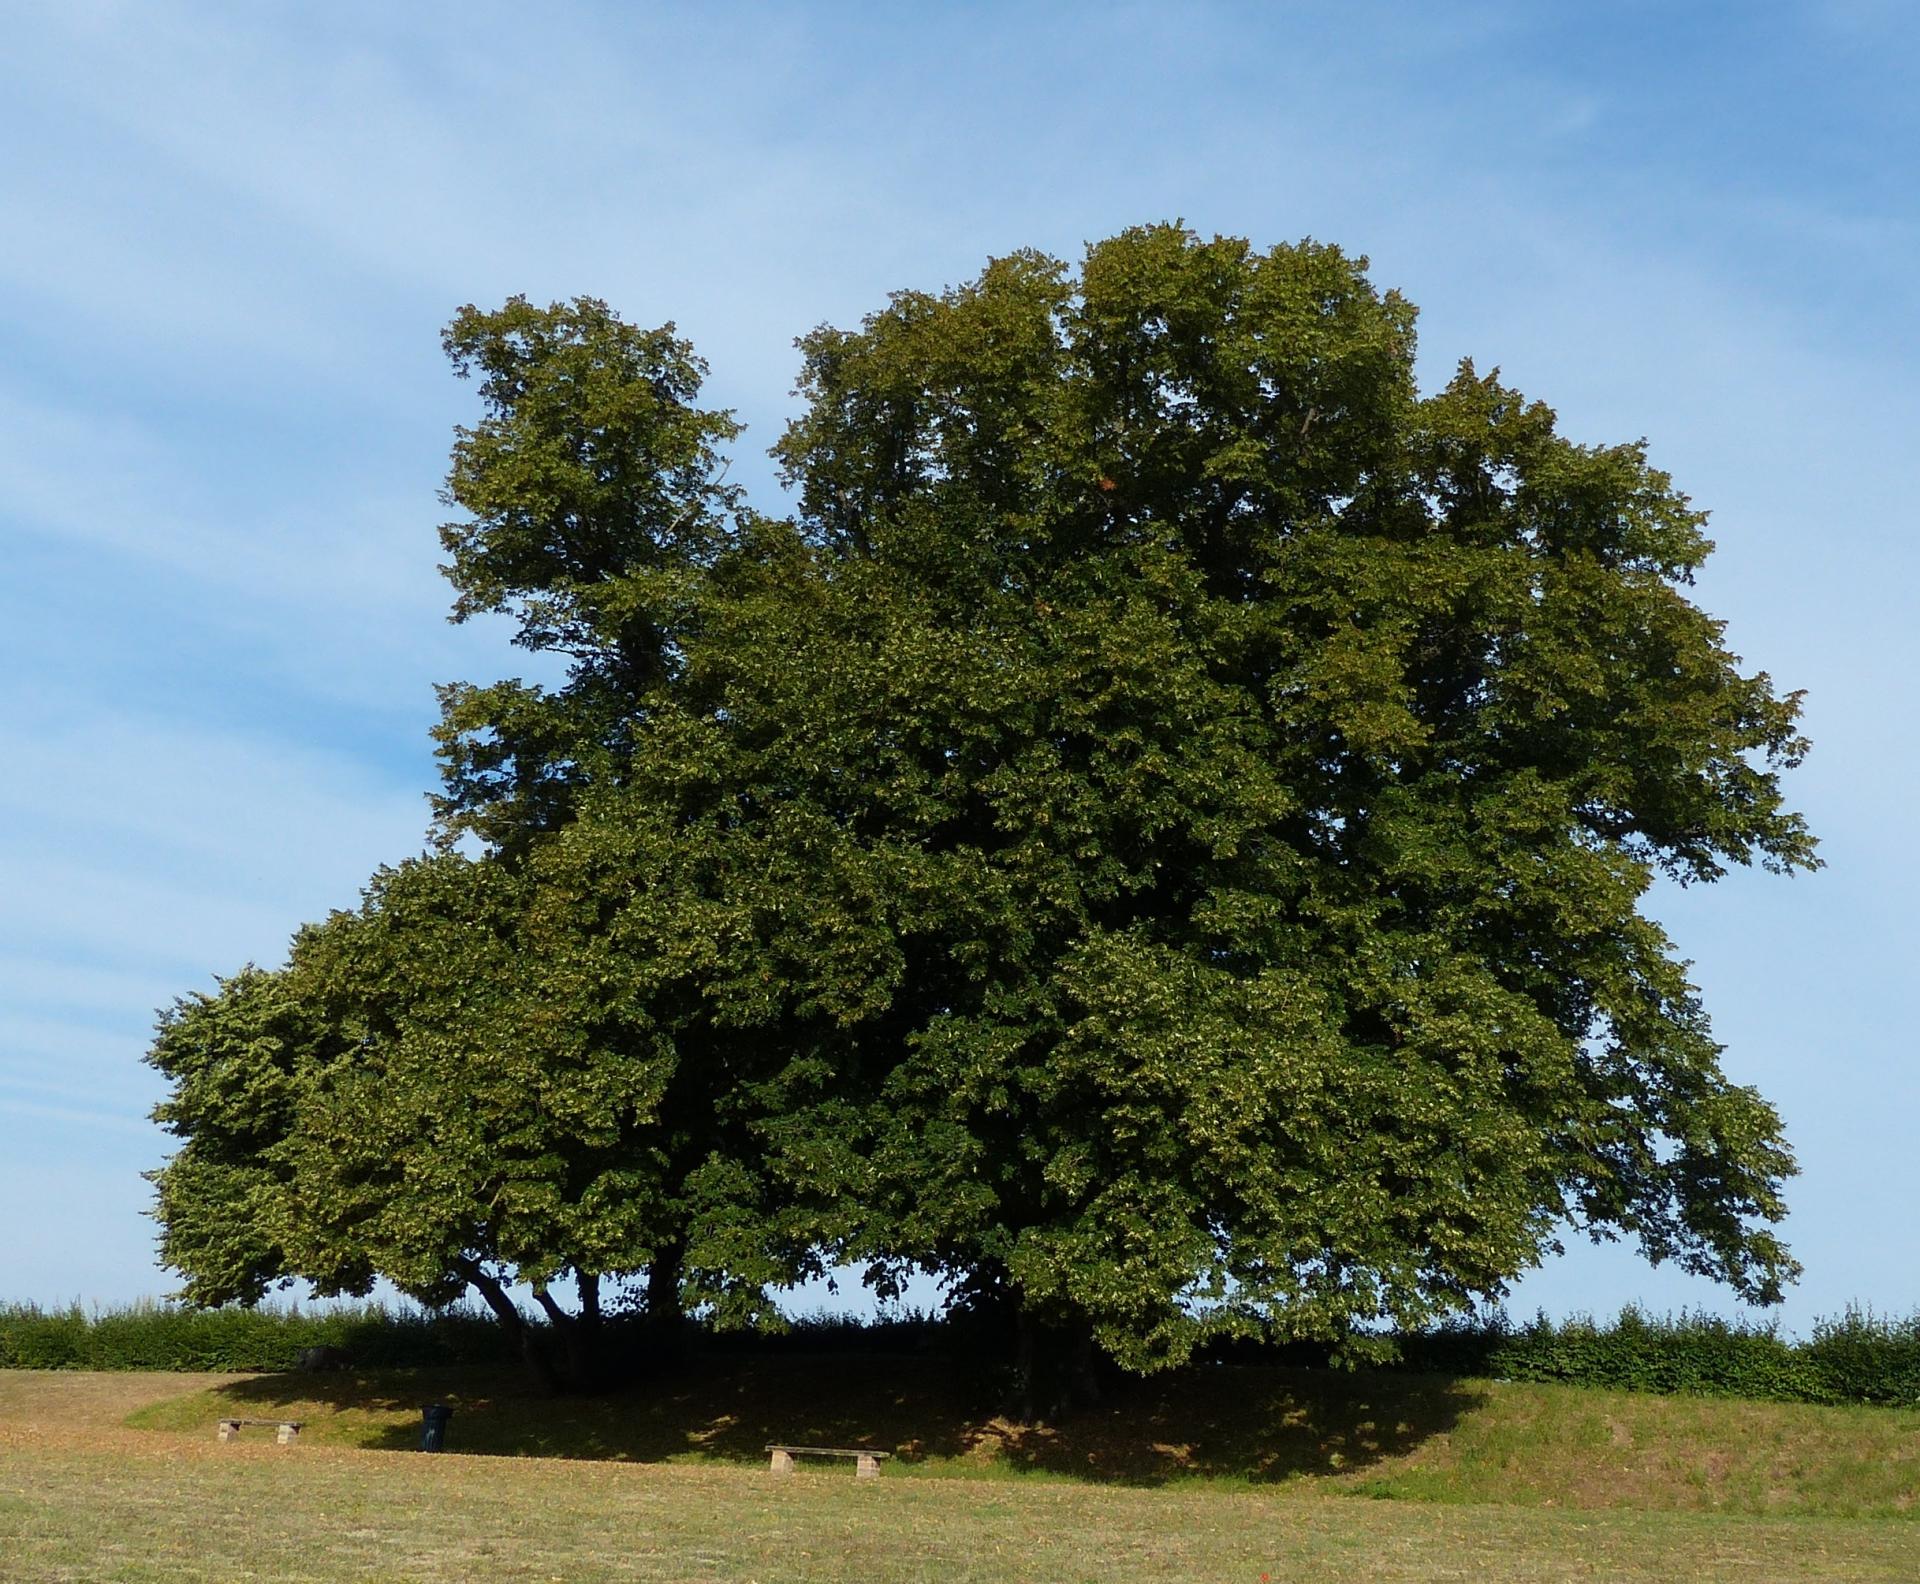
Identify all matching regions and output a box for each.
[148,227,1814,1390]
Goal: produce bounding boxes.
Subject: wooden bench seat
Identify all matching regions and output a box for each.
[216,1416,305,1445]
[766,1443,890,1479]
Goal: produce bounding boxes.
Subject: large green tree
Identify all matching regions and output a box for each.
[150,298,908,1389]
[727,225,1815,1388]
[149,301,818,1389]
[147,832,849,1390]
[149,230,1815,1405]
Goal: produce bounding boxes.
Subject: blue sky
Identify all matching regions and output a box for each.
[2,1,1914,1329]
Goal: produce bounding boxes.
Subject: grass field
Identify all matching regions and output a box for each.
[4,1363,1918,1581]
[120,1351,1920,1516]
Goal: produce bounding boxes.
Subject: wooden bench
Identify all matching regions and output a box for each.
[216,1417,304,1445]
[766,1443,889,1480]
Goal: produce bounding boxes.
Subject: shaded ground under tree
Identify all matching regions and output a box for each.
[158,1353,1481,1486]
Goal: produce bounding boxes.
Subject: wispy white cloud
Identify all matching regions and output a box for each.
[0,382,450,617]
[0,0,1913,1321]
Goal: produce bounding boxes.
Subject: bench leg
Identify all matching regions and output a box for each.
[856,1453,880,1481]
[769,1449,795,1476]
[217,1422,237,1442]
[277,1423,300,1445]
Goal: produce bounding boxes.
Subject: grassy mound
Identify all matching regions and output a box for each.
[124,1351,1920,1517]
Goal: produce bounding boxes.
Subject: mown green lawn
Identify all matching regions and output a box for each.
[7,1432,1919,1582]
[2,1366,1916,1581]
[122,1353,1920,1516]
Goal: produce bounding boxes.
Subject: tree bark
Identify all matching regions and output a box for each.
[527,1277,609,1394]
[1068,1320,1102,1409]
[1009,1307,1102,1421]
[531,1282,570,1328]
[646,1244,684,1328]
[570,1271,603,1392]
[457,1258,560,1396]
[1014,1309,1039,1424]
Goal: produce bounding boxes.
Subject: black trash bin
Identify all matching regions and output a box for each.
[419,1403,453,1452]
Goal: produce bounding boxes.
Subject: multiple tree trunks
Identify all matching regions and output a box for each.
[766,1445,888,1480]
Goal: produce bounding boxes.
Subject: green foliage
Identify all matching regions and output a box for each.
[433,295,743,855]
[741,225,1816,1368]
[0,1301,511,1372]
[147,967,319,1307]
[1327,1308,1920,1408]
[147,227,1818,1388]
[147,296,793,1381]
[12,1298,1919,1415]
[7,1287,1917,1410]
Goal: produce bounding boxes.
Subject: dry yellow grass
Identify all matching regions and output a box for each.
[3,1370,1918,1580]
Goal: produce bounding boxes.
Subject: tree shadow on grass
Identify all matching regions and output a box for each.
[980,1366,1484,1485]
[202,1355,981,1464]
[201,1357,1482,1487]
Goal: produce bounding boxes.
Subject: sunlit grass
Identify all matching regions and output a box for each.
[5,1368,1919,1581]
[115,1352,1920,1516]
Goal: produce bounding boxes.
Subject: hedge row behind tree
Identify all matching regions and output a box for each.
[13,1301,1918,1412]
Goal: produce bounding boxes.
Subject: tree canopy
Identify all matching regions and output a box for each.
[148,226,1815,1396]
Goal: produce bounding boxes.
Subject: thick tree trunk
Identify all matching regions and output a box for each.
[1014,1309,1039,1424]
[645,1244,683,1323]
[1009,1308,1103,1422]
[457,1258,560,1396]
[527,1276,608,1394]
[569,1272,604,1392]
[1068,1321,1102,1409]
[645,1243,685,1343]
